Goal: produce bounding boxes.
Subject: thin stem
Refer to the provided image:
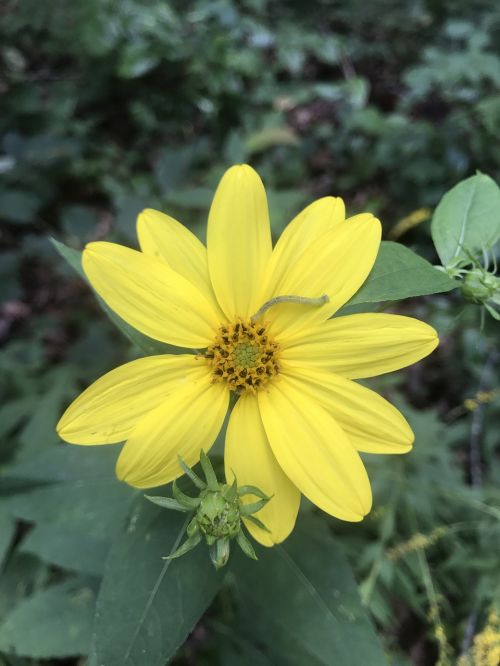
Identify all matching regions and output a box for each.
[361,471,402,606]
[469,350,498,488]
[408,509,452,666]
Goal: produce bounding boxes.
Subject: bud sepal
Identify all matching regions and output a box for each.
[145,451,271,569]
[444,247,500,320]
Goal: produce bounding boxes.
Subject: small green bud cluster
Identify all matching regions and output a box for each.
[445,249,500,321]
[461,267,500,318]
[146,451,271,569]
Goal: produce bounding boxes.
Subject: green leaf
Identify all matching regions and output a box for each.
[16,367,70,459]
[91,497,224,666]
[2,446,134,540]
[0,579,96,659]
[0,395,37,464]
[20,525,109,577]
[0,510,15,572]
[431,173,500,267]
[245,126,299,154]
[0,553,49,623]
[0,189,42,225]
[61,205,99,239]
[228,514,388,665]
[50,237,85,278]
[165,187,213,209]
[0,398,35,442]
[4,443,118,483]
[51,238,173,356]
[346,241,456,306]
[144,494,189,512]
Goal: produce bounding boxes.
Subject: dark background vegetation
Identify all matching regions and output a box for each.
[1,1,500,664]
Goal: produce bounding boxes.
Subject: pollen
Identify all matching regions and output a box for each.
[205,319,280,393]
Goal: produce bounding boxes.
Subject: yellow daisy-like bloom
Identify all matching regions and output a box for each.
[57,165,438,546]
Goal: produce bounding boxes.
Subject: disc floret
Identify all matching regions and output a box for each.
[145,451,271,569]
[205,319,280,393]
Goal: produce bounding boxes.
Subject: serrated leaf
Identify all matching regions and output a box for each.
[51,238,173,356]
[229,514,388,665]
[346,241,456,306]
[0,579,96,659]
[91,497,224,666]
[431,173,500,267]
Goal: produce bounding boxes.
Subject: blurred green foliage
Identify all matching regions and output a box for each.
[1,1,500,665]
[2,0,500,246]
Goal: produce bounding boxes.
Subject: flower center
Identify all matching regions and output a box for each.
[205,319,280,393]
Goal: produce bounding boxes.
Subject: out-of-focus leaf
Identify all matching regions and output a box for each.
[0,510,15,572]
[61,205,99,240]
[51,238,173,355]
[246,126,299,154]
[4,132,80,164]
[4,443,118,484]
[223,131,248,164]
[153,146,194,194]
[165,187,213,209]
[346,241,456,306]
[113,193,155,240]
[117,41,160,79]
[218,637,273,666]
[228,514,387,665]
[267,189,308,235]
[20,525,108,577]
[431,173,500,267]
[2,446,134,540]
[0,251,21,301]
[0,190,41,224]
[0,398,35,442]
[0,554,49,623]
[91,497,224,666]
[0,579,96,659]
[16,367,71,458]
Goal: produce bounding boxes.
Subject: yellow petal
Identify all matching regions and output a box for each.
[137,208,224,318]
[225,394,300,546]
[258,377,371,521]
[282,313,438,379]
[259,196,345,303]
[207,165,272,319]
[116,372,229,488]
[263,214,381,341]
[83,242,221,348]
[57,354,206,445]
[281,362,414,454]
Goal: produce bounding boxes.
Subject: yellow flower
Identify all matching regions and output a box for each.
[57,164,438,546]
[458,610,500,666]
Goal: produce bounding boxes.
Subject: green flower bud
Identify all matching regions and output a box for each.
[145,450,271,569]
[461,268,499,304]
[196,487,241,541]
